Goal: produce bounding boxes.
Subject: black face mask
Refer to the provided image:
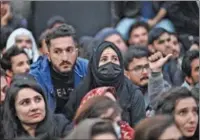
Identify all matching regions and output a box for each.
[97,62,122,80]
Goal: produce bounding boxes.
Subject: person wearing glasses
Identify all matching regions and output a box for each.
[124,46,171,116]
[30,24,88,114]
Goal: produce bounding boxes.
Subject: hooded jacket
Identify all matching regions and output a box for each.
[64,41,145,127]
[30,55,88,112]
[6,28,39,62]
[1,74,73,139]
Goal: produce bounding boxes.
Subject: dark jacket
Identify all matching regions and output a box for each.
[30,56,88,111]
[64,41,145,127]
[166,1,199,36]
[0,105,3,139]
[8,114,73,139]
[1,14,27,49]
[163,59,184,86]
[1,14,27,36]
[111,1,172,26]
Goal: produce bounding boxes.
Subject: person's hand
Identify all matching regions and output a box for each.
[148,52,172,72]
[147,19,157,28]
[1,4,12,26]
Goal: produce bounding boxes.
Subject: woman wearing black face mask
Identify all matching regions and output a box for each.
[64,40,145,128]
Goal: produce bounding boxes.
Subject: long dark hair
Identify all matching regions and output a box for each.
[74,96,122,124]
[134,115,176,140]
[2,74,55,139]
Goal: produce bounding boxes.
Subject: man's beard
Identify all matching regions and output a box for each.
[24,48,33,60]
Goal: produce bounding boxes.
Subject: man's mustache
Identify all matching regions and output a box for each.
[60,61,72,66]
[140,76,149,81]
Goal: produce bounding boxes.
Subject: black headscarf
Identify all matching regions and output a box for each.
[66,40,125,116]
[89,40,124,88]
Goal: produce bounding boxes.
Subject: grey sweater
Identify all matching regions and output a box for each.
[148,72,171,108]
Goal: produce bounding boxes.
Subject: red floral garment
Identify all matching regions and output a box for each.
[79,86,135,140]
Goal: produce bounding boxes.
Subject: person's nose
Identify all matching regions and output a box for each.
[30,101,38,111]
[25,63,30,72]
[61,51,70,61]
[188,112,197,124]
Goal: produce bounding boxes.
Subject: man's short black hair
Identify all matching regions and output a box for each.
[148,28,169,44]
[38,30,49,49]
[124,46,150,70]
[0,46,28,71]
[45,24,77,48]
[47,15,66,29]
[128,21,149,39]
[182,50,199,77]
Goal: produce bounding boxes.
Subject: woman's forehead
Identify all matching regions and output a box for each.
[101,47,118,56]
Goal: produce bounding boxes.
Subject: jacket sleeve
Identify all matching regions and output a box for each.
[63,90,78,121]
[53,114,73,138]
[148,72,171,108]
[130,88,146,127]
[166,2,198,29]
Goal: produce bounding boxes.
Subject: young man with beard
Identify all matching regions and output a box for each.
[128,21,149,46]
[1,45,30,79]
[30,24,88,113]
[181,50,199,91]
[162,32,184,86]
[124,46,171,114]
[148,28,185,86]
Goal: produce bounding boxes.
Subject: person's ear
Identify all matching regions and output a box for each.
[6,69,13,77]
[124,70,130,79]
[185,76,193,85]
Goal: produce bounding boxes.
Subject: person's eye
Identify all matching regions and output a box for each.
[17,62,24,67]
[35,96,42,103]
[134,66,141,71]
[16,40,23,43]
[195,66,199,72]
[21,99,30,106]
[113,56,119,61]
[179,109,188,116]
[54,50,62,54]
[192,107,198,114]
[26,40,32,44]
[167,38,171,42]
[100,57,107,62]
[158,40,164,44]
[142,33,147,36]
[144,64,150,69]
[67,47,73,53]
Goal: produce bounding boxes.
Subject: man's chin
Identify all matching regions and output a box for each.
[139,81,148,87]
[60,68,72,74]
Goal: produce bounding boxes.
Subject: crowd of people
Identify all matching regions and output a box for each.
[0,1,199,140]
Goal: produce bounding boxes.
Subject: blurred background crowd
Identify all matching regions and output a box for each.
[0,1,199,140]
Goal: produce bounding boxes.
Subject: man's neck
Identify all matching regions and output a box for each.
[22,123,37,137]
[50,63,72,76]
